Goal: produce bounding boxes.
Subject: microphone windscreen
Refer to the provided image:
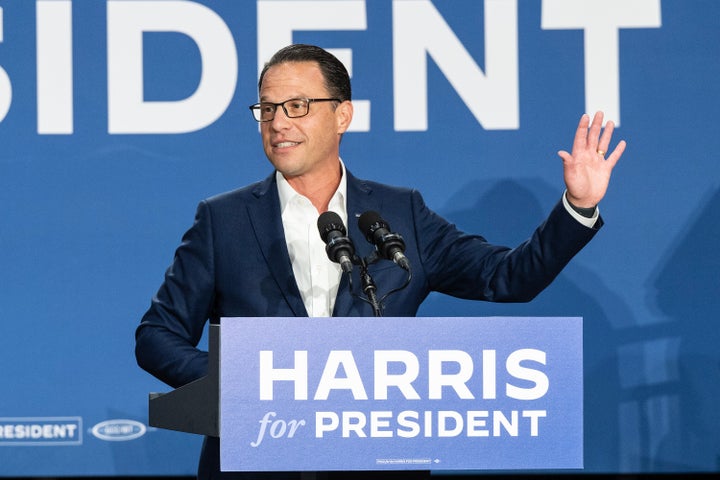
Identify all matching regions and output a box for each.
[317,211,346,242]
[358,210,384,241]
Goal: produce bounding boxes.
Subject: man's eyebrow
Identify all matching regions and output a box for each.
[259,95,308,102]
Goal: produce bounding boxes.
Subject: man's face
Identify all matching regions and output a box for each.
[258,61,352,181]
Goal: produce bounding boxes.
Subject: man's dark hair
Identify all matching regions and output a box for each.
[258,44,352,101]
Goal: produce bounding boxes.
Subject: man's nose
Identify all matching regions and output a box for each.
[269,108,292,129]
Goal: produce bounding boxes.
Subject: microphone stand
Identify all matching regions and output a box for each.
[356,256,383,317]
[348,252,411,318]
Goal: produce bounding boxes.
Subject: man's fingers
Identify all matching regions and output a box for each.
[588,111,604,151]
[572,114,591,152]
[557,150,573,164]
[605,140,627,169]
[597,120,615,156]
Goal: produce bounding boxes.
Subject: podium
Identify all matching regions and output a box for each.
[147,317,583,472]
[148,324,220,437]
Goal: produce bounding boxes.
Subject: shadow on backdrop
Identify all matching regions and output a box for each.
[645,186,720,471]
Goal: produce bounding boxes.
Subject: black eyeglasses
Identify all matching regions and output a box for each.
[248,97,340,122]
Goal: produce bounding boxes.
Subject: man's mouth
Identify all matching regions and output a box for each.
[274,141,299,148]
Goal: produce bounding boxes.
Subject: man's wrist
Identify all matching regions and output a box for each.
[564,192,597,218]
[562,191,599,228]
[568,201,597,218]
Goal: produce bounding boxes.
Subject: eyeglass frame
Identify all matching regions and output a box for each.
[248,97,341,122]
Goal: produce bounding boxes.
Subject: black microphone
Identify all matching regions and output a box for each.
[317,211,355,273]
[358,211,410,270]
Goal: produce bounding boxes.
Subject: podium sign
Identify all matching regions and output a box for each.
[220,317,583,472]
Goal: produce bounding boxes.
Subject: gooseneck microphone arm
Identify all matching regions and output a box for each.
[317,210,412,317]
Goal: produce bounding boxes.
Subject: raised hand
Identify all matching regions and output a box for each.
[558,111,626,208]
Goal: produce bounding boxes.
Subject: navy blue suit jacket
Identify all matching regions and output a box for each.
[136,170,599,386]
[135,170,600,477]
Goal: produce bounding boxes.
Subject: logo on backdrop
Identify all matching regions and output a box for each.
[90,419,147,442]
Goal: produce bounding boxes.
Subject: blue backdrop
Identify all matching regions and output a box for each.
[1,0,718,476]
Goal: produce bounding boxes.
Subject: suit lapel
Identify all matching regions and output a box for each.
[246,173,307,317]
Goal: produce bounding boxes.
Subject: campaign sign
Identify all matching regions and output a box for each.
[220,317,582,472]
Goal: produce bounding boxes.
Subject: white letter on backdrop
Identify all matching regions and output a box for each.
[107,0,237,134]
[542,0,662,125]
[393,0,519,131]
[36,0,73,134]
[256,0,369,132]
[0,7,11,124]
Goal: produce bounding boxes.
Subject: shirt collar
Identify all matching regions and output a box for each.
[276,159,348,215]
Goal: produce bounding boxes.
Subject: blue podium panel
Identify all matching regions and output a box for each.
[220,317,583,472]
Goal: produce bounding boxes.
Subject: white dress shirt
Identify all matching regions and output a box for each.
[276,161,348,317]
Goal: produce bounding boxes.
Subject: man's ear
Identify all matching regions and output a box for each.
[336,100,354,134]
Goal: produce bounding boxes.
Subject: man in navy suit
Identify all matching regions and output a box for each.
[136,44,626,479]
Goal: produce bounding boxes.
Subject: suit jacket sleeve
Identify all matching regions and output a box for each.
[135,200,215,388]
[409,189,601,302]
